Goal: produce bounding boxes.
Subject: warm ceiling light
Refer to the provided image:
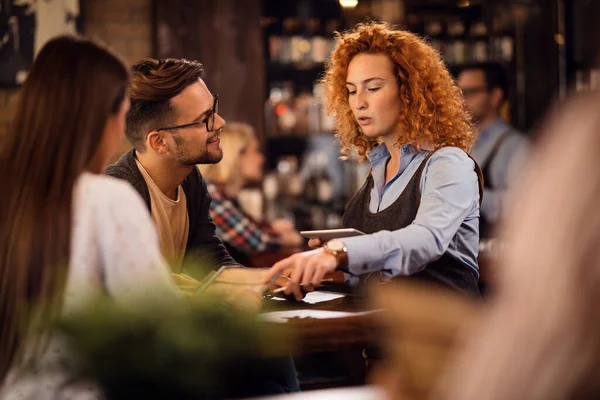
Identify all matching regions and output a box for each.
[339,0,358,8]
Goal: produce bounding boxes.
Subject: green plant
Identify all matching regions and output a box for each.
[55,296,290,399]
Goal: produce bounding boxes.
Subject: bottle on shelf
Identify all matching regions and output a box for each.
[425,19,445,58]
[265,84,282,136]
[447,19,467,65]
[312,36,329,64]
[325,19,341,57]
[293,91,313,135]
[289,18,304,65]
[278,18,296,64]
[470,21,489,62]
[308,87,323,135]
[496,35,513,62]
[267,18,282,62]
[575,68,600,92]
[276,155,303,202]
[262,171,280,222]
[316,168,334,205]
[304,172,318,204]
[276,82,296,135]
[491,10,514,63]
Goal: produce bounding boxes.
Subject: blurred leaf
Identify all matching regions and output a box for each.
[54,295,291,399]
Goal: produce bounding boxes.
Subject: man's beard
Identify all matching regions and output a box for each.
[174,136,223,166]
[195,150,223,165]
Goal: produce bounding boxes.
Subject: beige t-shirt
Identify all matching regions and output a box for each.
[136,160,189,271]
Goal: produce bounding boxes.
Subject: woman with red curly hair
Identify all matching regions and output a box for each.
[265,22,483,299]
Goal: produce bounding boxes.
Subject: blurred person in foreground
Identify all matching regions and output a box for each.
[456,62,529,239]
[437,91,600,399]
[265,22,483,301]
[0,35,180,399]
[199,122,303,266]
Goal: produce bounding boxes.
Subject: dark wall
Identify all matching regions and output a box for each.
[154,0,265,137]
[521,0,561,132]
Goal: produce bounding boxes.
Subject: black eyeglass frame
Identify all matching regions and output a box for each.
[156,94,219,132]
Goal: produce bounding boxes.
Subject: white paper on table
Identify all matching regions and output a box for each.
[302,291,346,304]
[269,291,346,304]
[247,385,384,400]
[260,309,381,323]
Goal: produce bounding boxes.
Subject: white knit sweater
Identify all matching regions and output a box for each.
[0,172,179,399]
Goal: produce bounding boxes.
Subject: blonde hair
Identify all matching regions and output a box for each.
[198,122,256,184]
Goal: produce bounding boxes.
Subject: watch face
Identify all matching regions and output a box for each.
[327,239,345,252]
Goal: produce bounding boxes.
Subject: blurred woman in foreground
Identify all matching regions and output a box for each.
[0,35,179,398]
[439,91,600,399]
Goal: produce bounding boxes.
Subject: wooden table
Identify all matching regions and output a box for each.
[258,284,379,390]
[261,283,382,355]
[259,283,383,389]
[257,276,480,395]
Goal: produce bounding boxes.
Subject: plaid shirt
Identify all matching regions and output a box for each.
[207,182,281,255]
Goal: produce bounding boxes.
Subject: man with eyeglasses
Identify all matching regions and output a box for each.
[105,58,301,396]
[105,58,236,274]
[456,62,529,240]
[104,59,300,397]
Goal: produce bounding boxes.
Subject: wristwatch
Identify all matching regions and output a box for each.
[323,238,349,269]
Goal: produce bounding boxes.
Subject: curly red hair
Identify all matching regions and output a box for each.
[321,22,475,161]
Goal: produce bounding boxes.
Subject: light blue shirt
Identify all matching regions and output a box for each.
[471,117,529,222]
[343,143,481,281]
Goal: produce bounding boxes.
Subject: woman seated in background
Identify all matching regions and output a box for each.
[265,22,483,301]
[199,122,303,266]
[0,36,179,398]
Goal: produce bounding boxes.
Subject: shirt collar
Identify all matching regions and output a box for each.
[367,143,421,166]
[367,143,390,164]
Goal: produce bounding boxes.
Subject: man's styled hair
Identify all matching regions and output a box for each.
[126,58,205,151]
[458,62,509,101]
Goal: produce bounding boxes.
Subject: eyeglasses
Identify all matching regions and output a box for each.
[157,94,219,132]
[460,87,488,97]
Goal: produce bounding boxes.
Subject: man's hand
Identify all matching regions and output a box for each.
[263,249,339,301]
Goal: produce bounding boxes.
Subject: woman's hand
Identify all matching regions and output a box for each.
[263,248,338,301]
[307,237,322,248]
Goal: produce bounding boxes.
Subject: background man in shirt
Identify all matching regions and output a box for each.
[457,62,529,239]
[105,58,239,275]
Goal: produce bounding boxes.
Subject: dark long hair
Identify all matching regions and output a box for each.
[0,35,130,381]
